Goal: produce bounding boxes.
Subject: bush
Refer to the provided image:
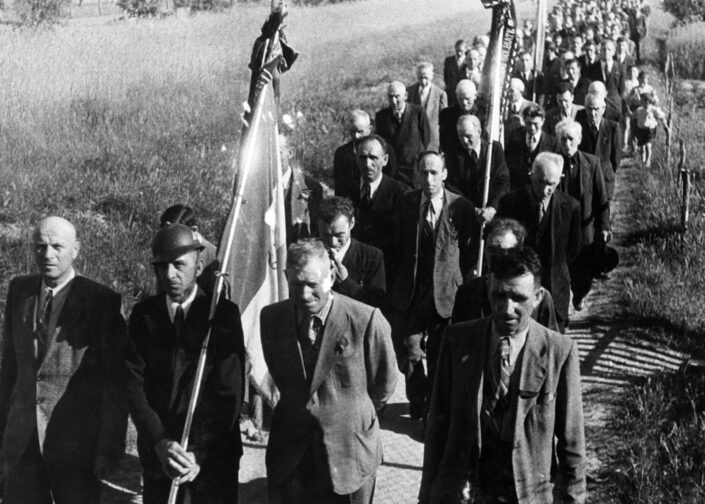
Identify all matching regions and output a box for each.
[667,22,705,80]
[14,0,67,25]
[663,0,705,25]
[116,0,161,16]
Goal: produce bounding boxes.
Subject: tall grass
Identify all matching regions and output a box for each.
[666,21,705,80]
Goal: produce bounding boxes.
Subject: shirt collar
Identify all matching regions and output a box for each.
[41,268,76,297]
[490,322,529,369]
[298,292,334,326]
[360,174,383,198]
[166,285,199,323]
[421,190,444,215]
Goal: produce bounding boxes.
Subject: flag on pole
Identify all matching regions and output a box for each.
[217,82,288,407]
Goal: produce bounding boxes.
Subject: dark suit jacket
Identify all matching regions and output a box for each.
[335,238,386,308]
[337,174,404,288]
[439,104,481,160]
[446,140,510,209]
[0,275,127,481]
[497,188,582,329]
[504,99,539,143]
[511,69,545,105]
[420,318,586,503]
[560,151,611,246]
[576,116,622,199]
[126,291,245,483]
[571,77,592,108]
[333,139,397,190]
[375,103,430,187]
[587,60,625,99]
[261,295,398,494]
[451,276,559,332]
[443,55,465,106]
[504,128,560,191]
[286,165,323,245]
[543,104,584,136]
[407,82,448,151]
[391,189,476,319]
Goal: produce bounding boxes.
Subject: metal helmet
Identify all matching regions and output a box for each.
[151,223,204,264]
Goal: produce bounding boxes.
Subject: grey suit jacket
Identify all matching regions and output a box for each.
[407,82,448,151]
[261,295,398,494]
[420,318,586,504]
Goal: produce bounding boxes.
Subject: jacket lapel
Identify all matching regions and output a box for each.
[309,297,347,396]
[20,277,41,362]
[461,319,490,406]
[515,320,548,425]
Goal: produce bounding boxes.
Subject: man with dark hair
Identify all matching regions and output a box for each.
[126,224,245,503]
[391,152,476,420]
[0,216,128,504]
[511,51,545,105]
[336,135,404,290]
[578,40,599,76]
[317,196,386,308]
[497,152,582,331]
[261,239,397,504]
[443,39,468,106]
[544,81,584,136]
[420,246,586,504]
[451,217,560,332]
[565,58,592,107]
[504,105,560,191]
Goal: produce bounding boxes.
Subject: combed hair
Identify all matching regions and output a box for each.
[555,119,582,140]
[357,134,388,155]
[454,39,466,48]
[348,109,370,125]
[533,152,564,175]
[523,104,545,120]
[417,61,433,73]
[317,197,356,225]
[287,239,329,270]
[555,80,575,96]
[160,204,197,228]
[483,218,527,245]
[490,246,542,286]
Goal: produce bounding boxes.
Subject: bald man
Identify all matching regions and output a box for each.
[497,153,582,331]
[439,79,480,158]
[375,81,431,188]
[0,217,128,504]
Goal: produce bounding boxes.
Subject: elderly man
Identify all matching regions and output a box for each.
[504,78,539,144]
[461,48,483,88]
[336,135,404,290]
[333,110,396,189]
[0,216,128,504]
[577,93,622,200]
[449,114,510,226]
[439,79,480,158]
[556,119,611,311]
[505,104,560,191]
[261,239,398,504]
[126,224,245,503]
[544,81,584,136]
[587,40,625,100]
[511,51,545,105]
[420,247,586,504]
[317,196,386,308]
[497,152,582,331]
[583,81,623,124]
[408,62,448,151]
[451,217,560,332]
[443,39,467,106]
[375,81,431,188]
[391,152,476,420]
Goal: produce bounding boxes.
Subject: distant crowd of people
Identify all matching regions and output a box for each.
[0,0,657,504]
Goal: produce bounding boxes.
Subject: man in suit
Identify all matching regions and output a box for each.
[511,51,545,105]
[460,48,483,89]
[544,81,584,136]
[504,78,539,143]
[615,37,635,74]
[280,133,323,244]
[556,119,612,311]
[0,216,128,504]
[578,40,599,76]
[443,39,467,106]
[375,81,431,188]
[497,153,582,331]
[317,196,386,308]
[420,247,586,504]
[587,40,625,104]
[408,62,448,152]
[261,240,398,504]
[126,224,245,504]
[577,93,622,199]
[505,105,560,191]
[451,218,560,332]
[439,79,479,159]
[565,58,592,108]
[391,152,476,419]
[336,135,405,290]
[450,114,510,226]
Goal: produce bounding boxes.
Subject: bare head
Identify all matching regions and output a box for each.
[455,80,477,113]
[418,152,447,199]
[531,152,564,201]
[509,78,525,102]
[347,109,372,141]
[556,119,583,157]
[456,114,482,153]
[584,93,606,126]
[587,80,607,99]
[33,216,80,288]
[416,62,434,87]
[387,81,407,113]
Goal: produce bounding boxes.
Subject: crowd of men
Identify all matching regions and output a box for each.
[0,0,652,503]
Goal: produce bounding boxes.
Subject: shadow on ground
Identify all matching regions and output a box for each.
[379,402,424,443]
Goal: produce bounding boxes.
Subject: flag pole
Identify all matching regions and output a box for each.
[166,28,280,504]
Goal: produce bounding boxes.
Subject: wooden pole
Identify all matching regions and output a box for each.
[679,141,690,232]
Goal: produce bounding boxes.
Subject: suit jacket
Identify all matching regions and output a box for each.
[420,318,586,504]
[337,174,404,288]
[375,103,430,187]
[126,291,245,480]
[443,55,465,106]
[504,128,560,191]
[335,238,386,308]
[407,82,448,151]
[447,140,511,209]
[391,189,476,319]
[261,295,398,494]
[511,69,545,105]
[571,77,592,108]
[451,276,559,332]
[286,165,323,245]
[439,104,481,160]
[0,275,127,477]
[333,139,397,190]
[560,150,611,246]
[587,60,625,99]
[504,98,539,143]
[576,116,622,199]
[543,104,584,137]
[497,188,582,329]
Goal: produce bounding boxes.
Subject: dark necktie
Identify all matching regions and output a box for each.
[590,123,598,142]
[470,148,479,166]
[483,337,511,434]
[174,305,185,339]
[360,182,371,207]
[422,199,435,240]
[37,288,53,363]
[299,315,322,382]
